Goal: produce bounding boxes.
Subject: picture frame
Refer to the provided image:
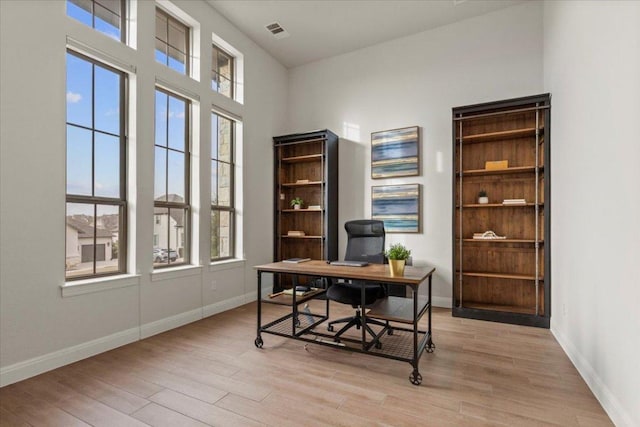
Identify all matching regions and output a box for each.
[371,126,420,179]
[371,184,421,233]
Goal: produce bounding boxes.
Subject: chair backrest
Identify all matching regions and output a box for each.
[344,220,385,264]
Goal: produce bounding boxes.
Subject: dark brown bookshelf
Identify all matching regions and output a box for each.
[273,130,338,291]
[452,94,551,328]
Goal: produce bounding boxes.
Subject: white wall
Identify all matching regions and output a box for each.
[543,2,640,426]
[287,1,544,306]
[0,0,287,385]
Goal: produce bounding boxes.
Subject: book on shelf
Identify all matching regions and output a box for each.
[473,231,507,240]
[307,205,321,210]
[287,230,306,236]
[485,160,508,170]
[296,179,309,184]
[502,198,527,205]
[282,257,311,263]
[282,286,318,296]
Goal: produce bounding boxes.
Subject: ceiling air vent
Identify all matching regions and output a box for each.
[265,22,290,39]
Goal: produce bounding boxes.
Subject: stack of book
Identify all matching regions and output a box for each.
[473,231,507,240]
[502,198,526,205]
[287,230,306,236]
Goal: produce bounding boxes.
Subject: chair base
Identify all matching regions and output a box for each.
[327,309,388,343]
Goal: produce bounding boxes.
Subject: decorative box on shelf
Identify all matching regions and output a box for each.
[485,160,508,170]
[287,230,306,237]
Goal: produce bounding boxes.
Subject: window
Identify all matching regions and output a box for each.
[66,51,126,280]
[211,112,235,261]
[212,45,234,98]
[154,88,190,267]
[155,8,189,75]
[67,0,126,42]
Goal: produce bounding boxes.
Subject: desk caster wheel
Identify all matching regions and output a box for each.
[409,371,422,386]
[375,341,382,349]
[254,337,263,348]
[426,342,436,353]
[387,329,394,336]
[327,325,334,332]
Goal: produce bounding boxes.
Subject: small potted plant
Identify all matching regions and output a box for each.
[385,243,411,277]
[290,197,304,210]
[478,189,489,204]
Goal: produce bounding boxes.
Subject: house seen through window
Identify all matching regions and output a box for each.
[211,112,235,260]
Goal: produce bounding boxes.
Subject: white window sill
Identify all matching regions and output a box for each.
[61,274,140,297]
[151,265,202,282]
[209,258,246,272]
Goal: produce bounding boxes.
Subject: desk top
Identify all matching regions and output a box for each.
[254,260,435,285]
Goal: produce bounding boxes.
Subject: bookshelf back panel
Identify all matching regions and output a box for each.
[280,141,324,158]
[456,209,543,240]
[455,244,543,277]
[456,175,544,205]
[458,277,543,313]
[280,161,323,183]
[458,111,540,137]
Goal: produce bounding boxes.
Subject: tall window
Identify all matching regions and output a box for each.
[66,51,126,280]
[155,8,189,75]
[211,112,235,260]
[154,88,190,267]
[212,45,234,98]
[67,0,126,42]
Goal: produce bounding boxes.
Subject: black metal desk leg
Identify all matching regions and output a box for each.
[426,274,435,352]
[254,270,263,348]
[410,285,422,385]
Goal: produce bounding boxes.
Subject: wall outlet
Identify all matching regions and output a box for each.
[211,280,217,291]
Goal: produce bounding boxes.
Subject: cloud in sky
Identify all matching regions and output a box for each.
[67,91,82,103]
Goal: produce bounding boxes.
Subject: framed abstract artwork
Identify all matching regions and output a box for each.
[371,184,421,233]
[371,126,419,179]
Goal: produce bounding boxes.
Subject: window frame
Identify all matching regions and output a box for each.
[65,49,128,281]
[211,44,234,99]
[67,0,127,43]
[153,87,191,269]
[155,7,190,75]
[211,112,235,262]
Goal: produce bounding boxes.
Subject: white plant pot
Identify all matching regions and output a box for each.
[478,197,489,204]
[293,204,301,210]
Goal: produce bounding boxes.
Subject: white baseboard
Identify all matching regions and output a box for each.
[432,296,452,308]
[140,307,203,339]
[551,326,634,427]
[0,327,139,387]
[203,291,256,318]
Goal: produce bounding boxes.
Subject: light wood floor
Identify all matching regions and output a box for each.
[0,302,612,426]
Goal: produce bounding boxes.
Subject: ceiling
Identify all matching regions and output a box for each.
[206,0,524,68]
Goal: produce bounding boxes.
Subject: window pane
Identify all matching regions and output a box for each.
[211,160,218,205]
[155,11,168,43]
[66,53,93,128]
[155,41,168,66]
[217,116,232,163]
[169,208,187,264]
[67,125,92,196]
[211,114,218,159]
[94,65,120,134]
[154,146,167,201]
[167,47,186,74]
[167,96,186,151]
[153,206,169,266]
[168,21,186,53]
[167,150,185,201]
[155,91,168,147]
[218,52,231,80]
[95,204,120,275]
[211,71,219,92]
[218,162,231,207]
[95,0,121,16]
[94,132,120,198]
[66,202,95,278]
[94,3,121,40]
[219,76,232,98]
[219,210,231,258]
[211,210,220,259]
[67,0,93,28]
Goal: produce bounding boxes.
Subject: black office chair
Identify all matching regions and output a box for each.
[326,220,389,343]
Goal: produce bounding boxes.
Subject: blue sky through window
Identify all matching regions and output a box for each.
[67,0,121,41]
[66,52,122,214]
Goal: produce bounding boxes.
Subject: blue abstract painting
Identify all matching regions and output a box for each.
[371,126,419,178]
[371,184,420,233]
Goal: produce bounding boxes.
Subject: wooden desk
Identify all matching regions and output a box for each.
[254,260,436,385]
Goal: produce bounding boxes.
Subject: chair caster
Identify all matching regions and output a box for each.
[375,341,382,349]
[387,329,394,335]
[254,337,263,348]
